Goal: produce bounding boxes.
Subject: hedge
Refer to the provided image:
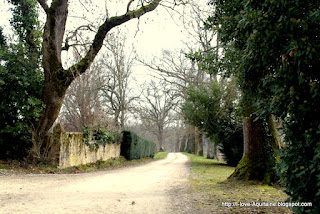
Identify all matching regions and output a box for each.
[120,130,156,160]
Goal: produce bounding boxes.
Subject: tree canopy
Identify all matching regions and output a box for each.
[208,0,320,212]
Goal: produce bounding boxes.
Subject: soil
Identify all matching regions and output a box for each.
[0,153,194,214]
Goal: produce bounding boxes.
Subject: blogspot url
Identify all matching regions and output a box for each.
[221,201,313,208]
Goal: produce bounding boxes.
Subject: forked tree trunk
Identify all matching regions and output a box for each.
[229,115,272,183]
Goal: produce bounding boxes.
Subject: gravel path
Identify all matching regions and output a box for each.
[0,153,191,214]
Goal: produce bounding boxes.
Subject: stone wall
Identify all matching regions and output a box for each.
[58,132,121,168]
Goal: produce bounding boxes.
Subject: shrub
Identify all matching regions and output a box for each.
[217,123,243,166]
[121,130,156,160]
[82,126,119,149]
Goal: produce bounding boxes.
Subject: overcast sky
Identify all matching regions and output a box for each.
[0,0,210,81]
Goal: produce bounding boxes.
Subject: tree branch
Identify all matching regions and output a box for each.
[68,0,162,76]
[37,0,49,13]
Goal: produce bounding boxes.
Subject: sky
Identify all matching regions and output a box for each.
[0,0,211,96]
[0,0,209,72]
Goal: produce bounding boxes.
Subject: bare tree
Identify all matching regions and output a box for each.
[31,0,164,161]
[138,80,178,151]
[98,32,136,129]
[59,67,102,132]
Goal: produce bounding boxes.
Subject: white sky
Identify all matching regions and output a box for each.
[0,0,210,84]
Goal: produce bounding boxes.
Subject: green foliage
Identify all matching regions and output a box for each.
[218,125,243,167]
[82,126,119,149]
[0,0,43,160]
[210,0,320,212]
[121,130,156,160]
[182,80,243,166]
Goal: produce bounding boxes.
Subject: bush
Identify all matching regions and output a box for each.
[121,130,156,160]
[217,123,243,166]
[82,126,120,149]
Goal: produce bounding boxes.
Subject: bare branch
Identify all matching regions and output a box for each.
[68,0,162,76]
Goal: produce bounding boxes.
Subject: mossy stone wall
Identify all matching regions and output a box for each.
[59,132,120,168]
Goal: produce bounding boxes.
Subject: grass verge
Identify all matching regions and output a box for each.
[153,152,169,160]
[0,152,169,175]
[183,153,291,214]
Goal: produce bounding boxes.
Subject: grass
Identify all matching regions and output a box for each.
[154,151,169,159]
[0,152,169,174]
[183,153,292,214]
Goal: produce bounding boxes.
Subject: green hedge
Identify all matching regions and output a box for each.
[121,130,156,160]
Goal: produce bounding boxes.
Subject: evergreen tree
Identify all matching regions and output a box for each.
[0,0,43,160]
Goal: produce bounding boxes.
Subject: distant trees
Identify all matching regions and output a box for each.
[99,33,136,129]
[138,80,178,151]
[139,49,211,154]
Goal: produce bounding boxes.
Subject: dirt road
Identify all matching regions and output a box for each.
[0,153,190,214]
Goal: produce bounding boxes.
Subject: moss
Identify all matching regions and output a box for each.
[183,153,290,213]
[229,155,273,184]
[267,115,281,151]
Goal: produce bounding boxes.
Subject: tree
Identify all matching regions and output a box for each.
[182,79,243,166]
[209,0,320,212]
[138,80,178,151]
[29,0,162,162]
[139,49,212,155]
[59,62,103,132]
[202,0,275,183]
[0,0,43,160]
[99,32,136,129]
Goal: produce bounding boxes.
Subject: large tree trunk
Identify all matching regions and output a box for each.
[31,0,162,162]
[31,1,70,162]
[229,115,272,182]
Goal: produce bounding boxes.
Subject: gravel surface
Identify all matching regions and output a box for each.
[0,153,193,214]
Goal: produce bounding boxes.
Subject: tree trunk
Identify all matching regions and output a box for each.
[207,138,216,159]
[31,0,70,162]
[195,132,203,156]
[198,133,203,156]
[180,134,187,152]
[175,136,180,153]
[267,114,284,150]
[158,129,165,152]
[187,133,195,154]
[229,115,272,183]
